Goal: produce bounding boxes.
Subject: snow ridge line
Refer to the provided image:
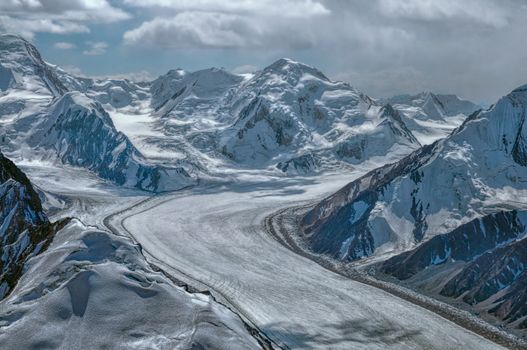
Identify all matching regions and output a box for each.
[101,186,282,350]
[263,205,527,350]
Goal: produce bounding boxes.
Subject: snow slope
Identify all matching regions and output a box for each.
[0,218,264,349]
[301,84,527,332]
[53,65,150,109]
[382,210,527,331]
[220,59,421,171]
[0,34,66,97]
[0,35,193,192]
[0,152,64,299]
[30,92,193,191]
[116,174,503,349]
[384,92,480,144]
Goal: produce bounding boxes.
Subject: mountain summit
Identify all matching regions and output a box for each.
[0,34,66,96]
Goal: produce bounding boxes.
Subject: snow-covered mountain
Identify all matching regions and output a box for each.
[219,58,421,172]
[30,92,192,191]
[0,34,66,97]
[52,55,429,178]
[0,34,193,192]
[0,153,266,348]
[140,67,245,171]
[383,92,481,145]
[0,152,65,299]
[0,33,479,189]
[381,210,527,329]
[386,92,480,121]
[300,84,527,329]
[151,67,243,117]
[302,83,527,261]
[138,59,425,175]
[0,219,265,349]
[53,65,150,109]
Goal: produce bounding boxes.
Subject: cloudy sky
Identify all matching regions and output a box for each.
[1,0,526,103]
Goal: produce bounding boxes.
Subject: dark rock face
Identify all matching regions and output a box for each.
[301,142,438,261]
[276,153,319,175]
[0,152,66,299]
[30,93,191,192]
[234,97,294,148]
[440,237,526,301]
[442,237,527,327]
[511,111,527,166]
[381,210,527,329]
[503,86,527,167]
[0,64,16,91]
[379,104,419,144]
[382,211,526,280]
[335,139,367,160]
[307,191,378,260]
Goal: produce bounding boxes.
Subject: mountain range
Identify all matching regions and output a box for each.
[0,34,479,186]
[2,31,524,345]
[300,83,527,332]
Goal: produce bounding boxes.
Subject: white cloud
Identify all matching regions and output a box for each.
[124,13,245,48]
[83,41,108,55]
[0,0,130,39]
[122,0,329,49]
[54,41,75,49]
[378,0,510,28]
[0,16,89,39]
[0,0,43,10]
[123,0,329,18]
[123,10,320,49]
[0,0,130,23]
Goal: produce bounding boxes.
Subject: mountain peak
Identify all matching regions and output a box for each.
[0,33,30,47]
[0,33,37,66]
[263,58,329,81]
[380,103,398,116]
[386,91,480,120]
[269,57,301,67]
[380,104,420,145]
[511,83,527,97]
[0,32,66,96]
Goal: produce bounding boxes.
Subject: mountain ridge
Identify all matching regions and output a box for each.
[300,83,527,331]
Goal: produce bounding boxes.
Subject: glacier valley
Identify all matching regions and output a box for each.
[0,33,526,350]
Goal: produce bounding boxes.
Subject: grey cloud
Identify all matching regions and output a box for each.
[318,0,527,102]
[2,0,521,103]
[377,0,510,28]
[119,0,527,102]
